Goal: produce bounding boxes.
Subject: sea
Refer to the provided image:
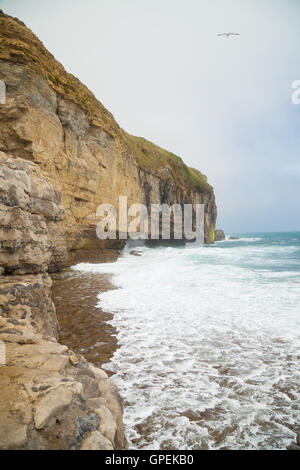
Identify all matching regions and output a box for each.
[73,232,300,450]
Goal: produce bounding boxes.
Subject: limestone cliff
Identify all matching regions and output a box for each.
[0,9,217,266]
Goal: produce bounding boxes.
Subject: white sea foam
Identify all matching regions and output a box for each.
[224,236,262,242]
[73,235,300,450]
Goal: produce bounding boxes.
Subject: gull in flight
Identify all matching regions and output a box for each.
[218,32,240,38]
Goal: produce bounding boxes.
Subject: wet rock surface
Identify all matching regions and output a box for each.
[52,271,118,369]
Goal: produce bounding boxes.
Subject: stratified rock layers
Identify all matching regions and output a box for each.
[0,9,217,263]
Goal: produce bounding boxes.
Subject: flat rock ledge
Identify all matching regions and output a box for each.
[0,276,126,450]
[0,153,126,450]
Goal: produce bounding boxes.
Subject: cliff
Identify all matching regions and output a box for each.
[0,9,217,450]
[0,9,217,265]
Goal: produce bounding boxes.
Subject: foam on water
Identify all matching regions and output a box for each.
[73,233,300,449]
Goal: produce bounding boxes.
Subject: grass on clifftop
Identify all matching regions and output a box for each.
[124,134,211,192]
[0,9,212,193]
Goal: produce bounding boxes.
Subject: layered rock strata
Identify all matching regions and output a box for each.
[0,9,217,264]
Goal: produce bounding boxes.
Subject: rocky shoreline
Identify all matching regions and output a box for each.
[0,9,218,450]
[0,154,126,450]
[52,270,118,370]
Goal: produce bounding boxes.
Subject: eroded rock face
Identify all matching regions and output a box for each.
[0,152,66,274]
[0,62,216,252]
[0,9,217,259]
[0,274,58,339]
[0,154,126,450]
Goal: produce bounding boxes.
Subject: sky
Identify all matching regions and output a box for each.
[1,0,300,232]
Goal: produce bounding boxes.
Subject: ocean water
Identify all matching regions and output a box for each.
[73,232,300,450]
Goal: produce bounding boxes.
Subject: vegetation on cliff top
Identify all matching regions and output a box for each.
[124,134,211,191]
[0,9,212,193]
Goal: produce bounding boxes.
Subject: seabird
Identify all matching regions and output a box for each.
[218,32,240,38]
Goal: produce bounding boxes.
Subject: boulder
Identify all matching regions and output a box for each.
[34,386,73,430]
[215,229,225,241]
[80,431,114,450]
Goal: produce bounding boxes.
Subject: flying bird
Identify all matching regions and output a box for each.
[218,32,240,38]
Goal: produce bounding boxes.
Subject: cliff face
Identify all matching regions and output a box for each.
[0,10,217,265]
[0,153,67,275]
[0,9,217,450]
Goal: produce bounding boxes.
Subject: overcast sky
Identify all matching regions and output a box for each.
[1,0,300,232]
